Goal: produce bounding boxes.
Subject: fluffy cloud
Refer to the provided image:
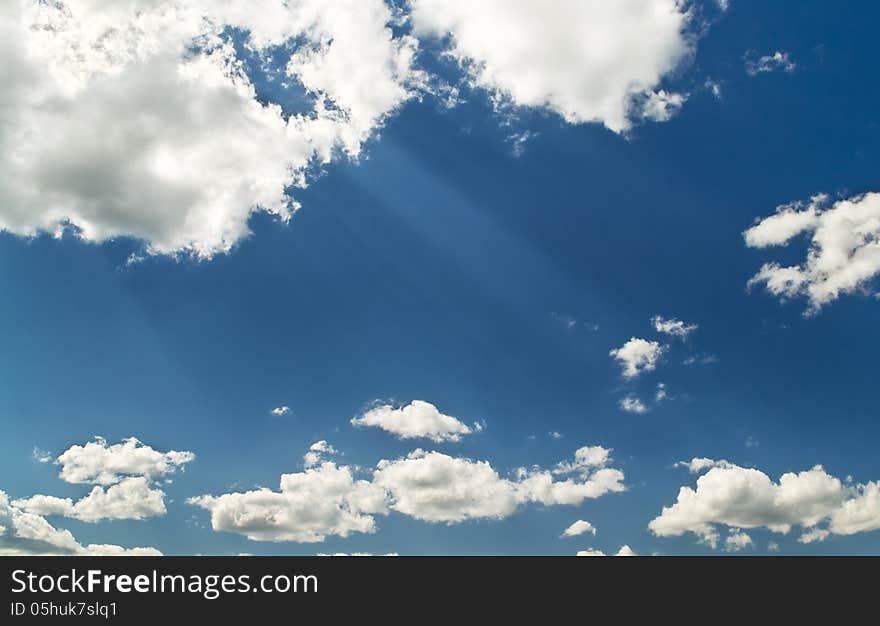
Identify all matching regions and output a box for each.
[561,520,596,538]
[351,400,482,442]
[303,440,338,469]
[375,447,624,523]
[189,459,389,543]
[745,193,880,311]
[745,50,796,76]
[610,338,666,378]
[649,460,880,548]
[55,437,194,485]
[724,530,753,552]
[192,442,625,540]
[408,0,697,132]
[13,477,166,523]
[0,490,160,556]
[271,406,291,417]
[15,437,193,523]
[651,315,697,338]
[0,0,422,258]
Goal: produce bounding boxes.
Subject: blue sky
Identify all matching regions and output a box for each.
[1,0,879,555]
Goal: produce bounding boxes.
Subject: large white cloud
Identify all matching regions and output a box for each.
[351,400,482,442]
[0,490,160,556]
[13,477,166,523]
[191,442,625,540]
[610,337,666,378]
[745,192,880,311]
[408,0,697,132]
[649,460,880,548]
[0,0,422,258]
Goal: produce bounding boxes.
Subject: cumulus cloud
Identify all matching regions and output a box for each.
[651,315,698,338]
[745,50,796,76]
[351,400,482,443]
[0,490,160,556]
[55,437,194,485]
[649,460,880,548]
[303,440,339,469]
[192,442,625,540]
[271,406,291,417]
[610,338,665,378]
[189,456,388,543]
[0,0,423,258]
[561,520,596,538]
[745,192,880,311]
[408,0,700,133]
[16,437,193,523]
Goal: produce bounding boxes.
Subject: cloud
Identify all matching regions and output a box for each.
[620,396,649,414]
[0,0,422,258]
[724,530,753,552]
[408,0,700,133]
[351,400,482,443]
[13,477,166,523]
[745,192,880,311]
[651,315,698,338]
[673,457,735,474]
[15,437,193,523]
[649,460,880,548]
[271,406,291,417]
[576,545,637,557]
[0,490,160,556]
[55,437,194,485]
[303,440,339,469]
[189,456,389,543]
[610,338,666,378]
[192,442,624,539]
[745,50,796,76]
[561,520,597,538]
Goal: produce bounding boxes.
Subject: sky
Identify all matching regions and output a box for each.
[1,0,879,556]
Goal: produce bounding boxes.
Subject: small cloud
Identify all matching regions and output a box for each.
[745,435,759,448]
[724,531,753,552]
[32,447,53,463]
[610,338,665,379]
[271,406,290,416]
[619,396,649,414]
[561,520,597,538]
[745,50,796,76]
[549,431,563,440]
[655,383,668,403]
[651,315,697,339]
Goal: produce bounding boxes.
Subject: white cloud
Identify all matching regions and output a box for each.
[32,447,52,463]
[620,395,649,414]
[408,0,699,133]
[549,431,563,440]
[638,90,688,123]
[14,477,166,523]
[0,0,422,258]
[192,443,625,540]
[745,192,880,311]
[651,315,698,338]
[610,337,665,378]
[271,406,291,417]
[303,440,338,469]
[745,50,796,76]
[0,490,160,556]
[351,400,481,443]
[55,436,194,485]
[189,458,389,543]
[673,457,735,474]
[724,530,753,552]
[561,520,596,538]
[655,383,668,403]
[649,460,880,548]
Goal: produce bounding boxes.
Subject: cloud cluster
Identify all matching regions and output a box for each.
[190,442,625,541]
[0,0,422,258]
[649,459,880,548]
[14,437,194,523]
[351,400,482,442]
[744,50,796,76]
[745,192,880,311]
[0,491,161,556]
[409,0,695,132]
